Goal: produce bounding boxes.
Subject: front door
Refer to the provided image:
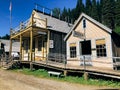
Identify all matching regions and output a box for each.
[80,40,92,66]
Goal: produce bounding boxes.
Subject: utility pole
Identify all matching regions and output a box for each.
[83,18,89,80]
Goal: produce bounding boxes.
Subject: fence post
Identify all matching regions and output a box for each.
[64,70,68,76]
[30,62,33,70]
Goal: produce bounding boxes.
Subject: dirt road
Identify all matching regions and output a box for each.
[0,69,113,90]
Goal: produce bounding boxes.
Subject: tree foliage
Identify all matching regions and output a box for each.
[52,0,120,31]
[0,34,10,40]
[115,0,120,26]
[102,0,115,30]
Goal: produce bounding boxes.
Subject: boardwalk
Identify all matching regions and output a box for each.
[21,60,120,79]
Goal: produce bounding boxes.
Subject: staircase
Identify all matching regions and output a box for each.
[0,55,20,70]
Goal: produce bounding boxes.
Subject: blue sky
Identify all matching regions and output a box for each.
[0,0,85,36]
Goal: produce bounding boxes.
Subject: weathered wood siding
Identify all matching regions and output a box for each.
[49,30,66,55]
[112,32,120,57]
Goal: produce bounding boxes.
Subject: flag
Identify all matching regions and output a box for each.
[9,1,12,11]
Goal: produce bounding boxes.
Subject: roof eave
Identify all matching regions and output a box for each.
[64,12,112,41]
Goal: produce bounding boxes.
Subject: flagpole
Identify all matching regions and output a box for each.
[9,0,12,59]
[9,0,12,30]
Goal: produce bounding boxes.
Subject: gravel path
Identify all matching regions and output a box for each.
[0,69,113,90]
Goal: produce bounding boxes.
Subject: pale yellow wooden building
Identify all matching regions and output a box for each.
[64,13,115,69]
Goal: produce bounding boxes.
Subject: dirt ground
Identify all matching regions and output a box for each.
[0,69,115,90]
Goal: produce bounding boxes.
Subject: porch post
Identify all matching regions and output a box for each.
[47,30,50,61]
[9,39,12,60]
[20,35,22,61]
[30,29,33,70]
[30,30,33,62]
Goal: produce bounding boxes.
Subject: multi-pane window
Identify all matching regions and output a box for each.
[70,43,77,58]
[96,39,107,57]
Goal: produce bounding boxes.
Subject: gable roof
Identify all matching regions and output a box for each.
[34,10,72,33]
[64,12,112,41]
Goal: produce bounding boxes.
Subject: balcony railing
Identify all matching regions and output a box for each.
[11,17,47,36]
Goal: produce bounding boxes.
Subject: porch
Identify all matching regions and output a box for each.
[18,56,120,79]
[10,12,49,62]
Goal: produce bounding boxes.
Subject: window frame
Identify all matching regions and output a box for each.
[69,43,77,58]
[96,39,107,58]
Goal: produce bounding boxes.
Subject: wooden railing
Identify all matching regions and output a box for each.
[113,57,120,70]
[11,17,47,36]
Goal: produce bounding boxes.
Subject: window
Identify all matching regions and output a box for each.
[70,43,77,58]
[96,39,107,57]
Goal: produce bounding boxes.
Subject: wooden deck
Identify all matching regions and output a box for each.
[20,60,120,79]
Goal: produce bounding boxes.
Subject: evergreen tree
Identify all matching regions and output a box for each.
[67,8,72,23]
[85,0,92,16]
[71,8,76,23]
[115,0,120,27]
[61,7,68,21]
[52,8,61,19]
[75,0,84,20]
[1,34,10,40]
[91,0,99,21]
[97,1,102,22]
[102,0,115,30]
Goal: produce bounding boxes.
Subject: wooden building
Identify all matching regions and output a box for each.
[10,9,72,61]
[64,13,120,70]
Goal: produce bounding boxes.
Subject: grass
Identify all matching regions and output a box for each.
[12,68,120,88]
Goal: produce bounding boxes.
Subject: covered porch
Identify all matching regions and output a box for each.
[10,12,49,62]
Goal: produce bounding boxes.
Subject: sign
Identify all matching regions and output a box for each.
[49,40,54,48]
[72,31,85,39]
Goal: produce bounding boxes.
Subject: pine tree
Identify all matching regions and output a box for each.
[97,1,102,23]
[102,0,115,30]
[71,8,76,23]
[52,8,61,18]
[85,0,92,16]
[91,0,99,21]
[75,0,84,20]
[67,8,72,23]
[61,7,68,21]
[115,0,120,27]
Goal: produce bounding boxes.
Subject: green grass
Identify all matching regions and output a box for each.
[12,68,120,88]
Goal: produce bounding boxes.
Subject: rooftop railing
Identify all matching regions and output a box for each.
[11,17,47,36]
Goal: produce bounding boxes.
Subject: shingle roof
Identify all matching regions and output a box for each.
[35,10,72,33]
[64,12,112,41]
[0,39,20,52]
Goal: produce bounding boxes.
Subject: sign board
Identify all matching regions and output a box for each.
[49,40,54,48]
[72,31,85,39]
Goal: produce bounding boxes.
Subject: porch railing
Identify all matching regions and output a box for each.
[11,17,47,35]
[80,55,92,66]
[47,53,66,64]
[113,57,120,70]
